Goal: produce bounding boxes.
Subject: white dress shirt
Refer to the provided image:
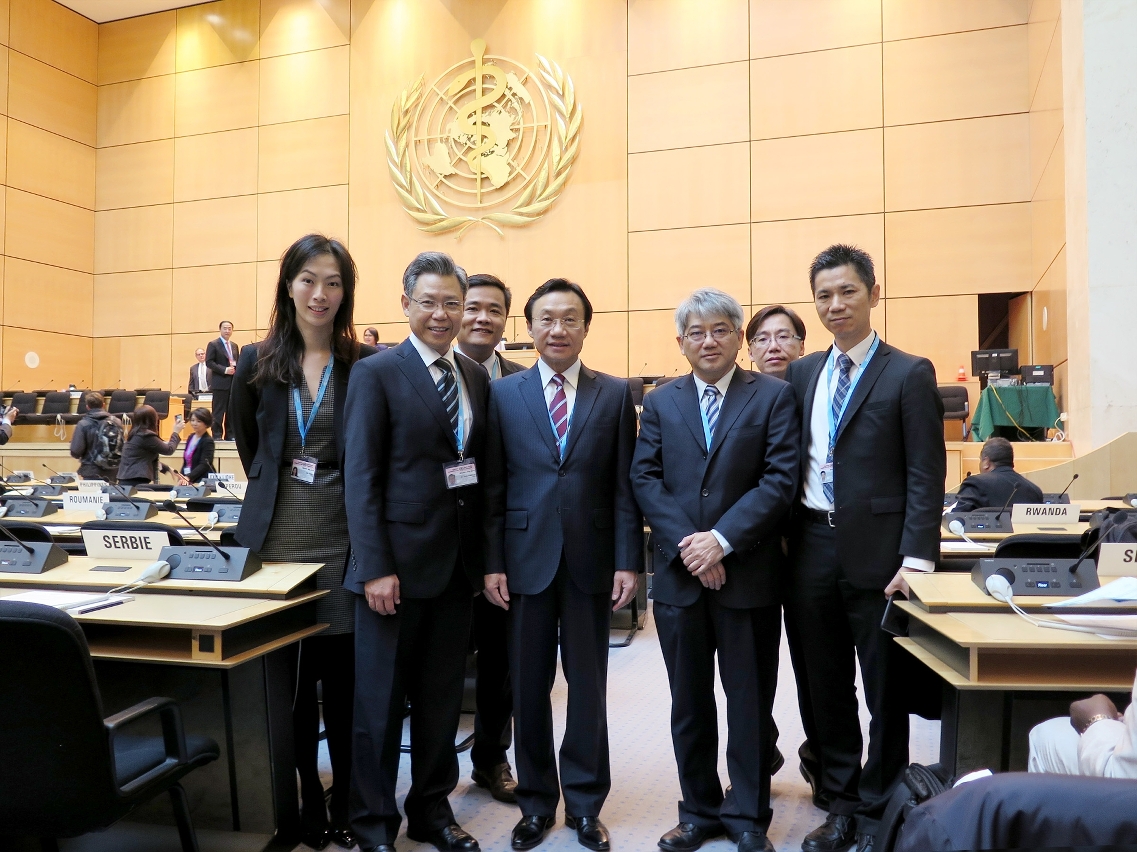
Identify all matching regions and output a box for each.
[455,344,502,381]
[803,330,932,572]
[1079,671,1137,778]
[410,334,473,449]
[196,362,209,391]
[693,366,736,556]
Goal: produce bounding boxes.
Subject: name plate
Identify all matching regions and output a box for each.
[1012,503,1080,525]
[77,480,104,493]
[207,472,235,482]
[214,480,246,498]
[63,492,110,512]
[82,529,170,560]
[1097,543,1137,577]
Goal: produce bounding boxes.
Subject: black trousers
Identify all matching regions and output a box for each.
[509,561,611,818]
[655,596,781,838]
[787,520,909,830]
[783,601,820,753]
[471,592,513,771]
[211,388,232,440]
[348,570,473,846]
[292,632,354,829]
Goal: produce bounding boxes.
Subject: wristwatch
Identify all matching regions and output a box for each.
[1078,713,1114,734]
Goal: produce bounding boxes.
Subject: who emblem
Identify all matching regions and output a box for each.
[386,39,582,238]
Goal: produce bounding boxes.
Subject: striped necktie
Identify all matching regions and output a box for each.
[702,385,720,445]
[434,358,459,435]
[549,373,568,452]
[823,353,853,504]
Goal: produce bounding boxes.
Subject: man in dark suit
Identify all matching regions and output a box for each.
[205,321,239,440]
[952,437,1043,512]
[343,252,490,852]
[482,279,641,852]
[632,289,799,852]
[784,245,945,852]
[185,347,210,417]
[455,272,525,806]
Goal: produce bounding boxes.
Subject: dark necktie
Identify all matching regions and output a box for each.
[823,353,853,504]
[435,358,459,435]
[549,374,568,453]
[702,385,720,445]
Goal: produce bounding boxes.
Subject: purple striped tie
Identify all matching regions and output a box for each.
[549,373,568,450]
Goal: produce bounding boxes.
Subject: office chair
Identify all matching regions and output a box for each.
[8,391,38,423]
[627,377,645,407]
[938,385,970,440]
[80,520,186,546]
[992,533,1084,559]
[0,601,219,851]
[22,391,72,425]
[143,390,172,420]
[107,389,138,416]
[654,376,679,386]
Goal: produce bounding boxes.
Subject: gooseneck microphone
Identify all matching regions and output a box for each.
[0,520,36,557]
[161,500,231,560]
[205,461,244,501]
[996,484,1019,518]
[41,463,75,484]
[1059,473,1080,497]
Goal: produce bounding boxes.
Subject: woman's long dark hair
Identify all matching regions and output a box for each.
[253,234,360,387]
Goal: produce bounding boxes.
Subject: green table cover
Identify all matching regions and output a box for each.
[970,384,1060,441]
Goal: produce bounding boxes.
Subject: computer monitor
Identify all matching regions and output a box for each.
[971,349,1019,377]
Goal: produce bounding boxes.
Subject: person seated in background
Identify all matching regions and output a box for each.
[175,408,215,486]
[117,405,182,486]
[951,436,1044,512]
[746,305,806,380]
[186,347,210,417]
[69,391,122,482]
[361,327,388,350]
[1028,670,1137,778]
[0,404,17,446]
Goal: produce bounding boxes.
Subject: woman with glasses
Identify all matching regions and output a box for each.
[746,305,807,380]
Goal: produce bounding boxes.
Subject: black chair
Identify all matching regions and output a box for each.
[0,601,219,851]
[938,385,970,440]
[219,528,240,548]
[143,390,172,420]
[107,390,138,416]
[654,376,678,386]
[627,377,645,407]
[992,533,1085,559]
[81,520,186,546]
[9,391,38,424]
[0,520,54,543]
[22,391,72,425]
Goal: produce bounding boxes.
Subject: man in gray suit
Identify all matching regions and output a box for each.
[483,278,642,852]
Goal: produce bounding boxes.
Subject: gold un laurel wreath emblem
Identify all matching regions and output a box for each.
[387,39,582,238]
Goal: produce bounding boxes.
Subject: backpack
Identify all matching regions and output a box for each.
[89,415,124,470]
[878,763,950,852]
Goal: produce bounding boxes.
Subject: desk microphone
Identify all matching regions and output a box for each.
[0,461,29,483]
[1059,473,1079,497]
[157,500,261,581]
[206,463,243,501]
[161,500,230,560]
[985,571,1137,638]
[0,519,67,573]
[947,518,995,550]
[41,463,76,485]
[98,481,157,520]
[996,484,1019,519]
[108,559,171,595]
[0,520,37,558]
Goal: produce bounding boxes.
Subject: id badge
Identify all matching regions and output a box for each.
[444,458,478,489]
[291,455,317,484]
[819,462,834,484]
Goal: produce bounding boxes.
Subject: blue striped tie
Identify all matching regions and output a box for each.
[823,353,853,504]
[702,385,720,445]
[435,359,459,436]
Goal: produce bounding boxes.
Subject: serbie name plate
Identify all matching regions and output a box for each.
[82,529,170,560]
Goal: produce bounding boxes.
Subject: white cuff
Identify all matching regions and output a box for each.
[711,529,733,556]
[901,556,935,573]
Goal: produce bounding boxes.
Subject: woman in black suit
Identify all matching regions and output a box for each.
[230,233,373,851]
[174,407,216,485]
[117,405,181,486]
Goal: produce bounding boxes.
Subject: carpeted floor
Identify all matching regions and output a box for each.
[300,604,940,852]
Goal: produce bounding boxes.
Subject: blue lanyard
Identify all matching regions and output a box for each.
[697,382,720,449]
[293,360,334,452]
[452,361,466,455]
[825,334,880,455]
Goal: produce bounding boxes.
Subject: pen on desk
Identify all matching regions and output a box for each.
[74,599,127,615]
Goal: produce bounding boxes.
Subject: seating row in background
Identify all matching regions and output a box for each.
[1,389,173,426]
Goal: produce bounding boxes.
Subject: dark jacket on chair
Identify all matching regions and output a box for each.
[952,464,1044,513]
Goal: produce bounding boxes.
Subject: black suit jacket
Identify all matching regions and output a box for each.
[785,340,946,589]
[343,338,489,599]
[497,353,526,378]
[206,338,240,391]
[230,342,375,552]
[953,465,1044,513]
[631,369,799,609]
[483,363,642,596]
[188,362,210,395]
[180,434,215,483]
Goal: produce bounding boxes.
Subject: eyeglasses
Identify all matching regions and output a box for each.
[682,328,738,343]
[750,331,803,348]
[409,297,463,313]
[536,317,582,330]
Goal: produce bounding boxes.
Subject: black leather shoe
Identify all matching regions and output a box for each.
[801,814,856,852]
[329,826,358,849]
[406,823,480,852]
[472,762,519,804]
[798,742,832,811]
[301,826,331,850]
[360,846,396,852]
[564,815,610,852]
[511,815,556,850]
[855,833,873,852]
[738,831,775,852]
[658,822,725,851]
[770,746,785,776]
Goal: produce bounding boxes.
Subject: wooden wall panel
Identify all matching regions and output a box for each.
[0,116,8,185]
[1029,20,1062,192]
[881,0,1029,41]
[259,0,349,59]
[1031,129,1065,284]
[258,46,349,126]
[173,127,258,201]
[750,0,881,58]
[8,52,97,146]
[256,185,348,262]
[629,308,689,378]
[171,263,258,333]
[6,119,95,210]
[751,214,885,306]
[3,327,92,389]
[95,139,174,210]
[884,114,1030,211]
[174,61,259,136]
[94,204,173,273]
[257,115,347,193]
[1032,245,1067,367]
[752,130,884,222]
[629,142,750,231]
[10,0,98,84]
[255,259,275,331]
[628,0,748,75]
[5,187,93,273]
[103,334,173,391]
[1028,0,1060,101]
[751,44,882,140]
[0,46,10,116]
[97,75,175,147]
[582,311,628,377]
[0,0,9,46]
[885,204,1032,297]
[883,26,1029,126]
[885,295,978,386]
[92,270,172,336]
[629,62,749,153]
[4,258,92,337]
[172,195,258,267]
[1008,291,1031,362]
[628,224,750,311]
[97,10,177,86]
[175,0,260,73]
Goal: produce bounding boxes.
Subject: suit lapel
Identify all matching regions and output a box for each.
[264,381,288,465]
[801,349,830,450]
[396,339,459,453]
[708,370,756,458]
[670,375,707,451]
[455,351,484,449]
[520,366,562,463]
[561,366,600,464]
[834,341,891,445]
[332,356,350,458]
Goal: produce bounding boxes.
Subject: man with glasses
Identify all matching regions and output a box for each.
[746,306,807,381]
[344,252,490,852]
[186,347,211,418]
[482,278,641,852]
[632,289,799,852]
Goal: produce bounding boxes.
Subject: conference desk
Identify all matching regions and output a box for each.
[898,572,1137,775]
[0,559,324,850]
[5,509,234,546]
